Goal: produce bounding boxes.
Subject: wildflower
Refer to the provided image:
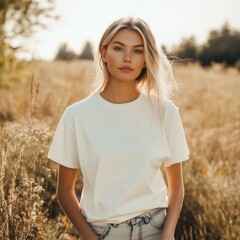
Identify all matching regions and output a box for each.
[63,219,69,229]
[201,166,207,174]
[219,170,225,176]
[210,218,215,224]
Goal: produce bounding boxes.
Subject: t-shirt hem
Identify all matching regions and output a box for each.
[86,206,168,225]
[48,154,80,169]
[164,154,190,168]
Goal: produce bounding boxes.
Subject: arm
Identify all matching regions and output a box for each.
[161,163,184,240]
[57,165,99,240]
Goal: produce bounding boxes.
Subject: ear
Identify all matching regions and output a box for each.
[101,47,107,63]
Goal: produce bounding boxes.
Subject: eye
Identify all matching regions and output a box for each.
[133,49,144,54]
[114,47,123,52]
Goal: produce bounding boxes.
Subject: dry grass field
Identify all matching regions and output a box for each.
[0,61,239,239]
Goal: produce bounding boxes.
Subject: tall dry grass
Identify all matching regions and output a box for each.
[0,60,239,239]
[174,64,240,239]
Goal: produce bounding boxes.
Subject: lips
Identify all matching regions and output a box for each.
[119,66,133,72]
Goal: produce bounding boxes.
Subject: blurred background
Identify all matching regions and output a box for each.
[0,0,240,239]
[1,0,240,64]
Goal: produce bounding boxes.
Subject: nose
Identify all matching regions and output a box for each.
[123,51,131,63]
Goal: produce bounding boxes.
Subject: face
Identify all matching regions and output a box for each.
[101,29,146,83]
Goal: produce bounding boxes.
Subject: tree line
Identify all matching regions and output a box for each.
[0,0,239,70]
[55,22,240,68]
[169,23,240,67]
[55,42,94,61]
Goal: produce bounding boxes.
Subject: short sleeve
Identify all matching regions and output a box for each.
[163,101,190,167]
[48,110,80,169]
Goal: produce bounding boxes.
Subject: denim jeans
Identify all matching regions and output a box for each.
[90,208,166,240]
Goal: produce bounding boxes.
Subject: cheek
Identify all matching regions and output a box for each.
[105,55,119,76]
[135,56,145,69]
[105,51,120,66]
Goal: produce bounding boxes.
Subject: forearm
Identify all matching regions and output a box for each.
[57,188,98,240]
[161,186,184,240]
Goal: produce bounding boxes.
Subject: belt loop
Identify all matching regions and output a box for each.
[141,213,151,224]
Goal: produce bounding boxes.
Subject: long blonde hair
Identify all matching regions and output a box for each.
[91,17,177,110]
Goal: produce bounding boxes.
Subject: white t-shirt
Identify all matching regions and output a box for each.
[48,92,190,224]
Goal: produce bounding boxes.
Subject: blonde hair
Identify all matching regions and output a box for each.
[91,17,177,110]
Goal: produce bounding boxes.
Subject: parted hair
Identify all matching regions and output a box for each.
[91,17,177,109]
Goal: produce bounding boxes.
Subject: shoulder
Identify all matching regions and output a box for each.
[163,99,182,127]
[145,93,179,112]
[163,99,179,125]
[164,99,179,113]
[62,94,96,121]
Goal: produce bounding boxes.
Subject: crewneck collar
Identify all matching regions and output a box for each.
[94,92,144,109]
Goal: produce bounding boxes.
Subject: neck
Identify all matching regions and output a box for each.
[100,80,140,104]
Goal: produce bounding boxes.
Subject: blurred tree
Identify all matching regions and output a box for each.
[161,44,170,55]
[78,41,94,60]
[0,0,57,74]
[55,43,78,61]
[172,36,198,63]
[199,23,240,67]
[161,44,176,62]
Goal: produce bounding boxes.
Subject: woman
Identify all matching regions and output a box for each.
[48,17,190,240]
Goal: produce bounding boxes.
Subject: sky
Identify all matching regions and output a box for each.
[21,0,240,60]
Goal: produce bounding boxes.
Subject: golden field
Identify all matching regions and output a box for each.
[0,61,239,239]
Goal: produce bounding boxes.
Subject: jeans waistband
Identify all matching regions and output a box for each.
[112,208,165,227]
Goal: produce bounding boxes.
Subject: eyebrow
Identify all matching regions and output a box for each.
[112,41,144,48]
